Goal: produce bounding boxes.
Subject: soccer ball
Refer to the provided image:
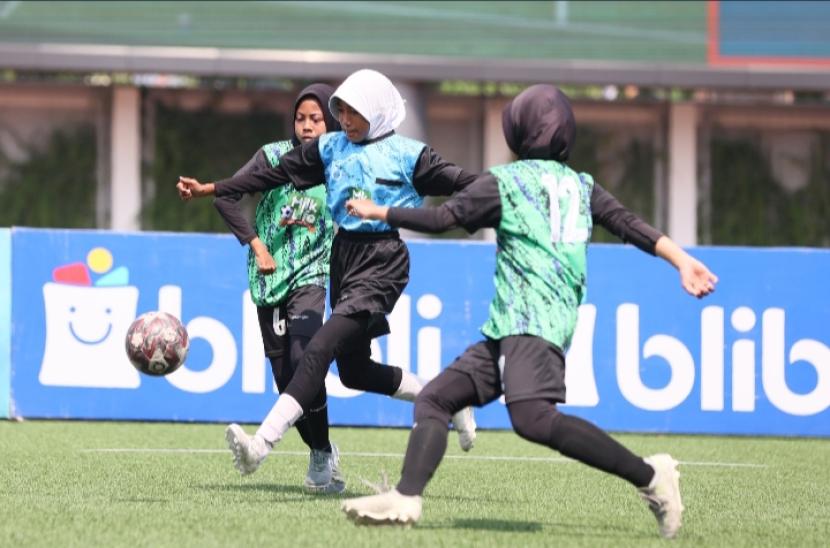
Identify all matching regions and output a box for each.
[125,311,189,376]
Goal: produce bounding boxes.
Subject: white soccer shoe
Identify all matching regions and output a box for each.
[342,489,422,526]
[225,423,269,476]
[305,443,346,494]
[639,453,684,539]
[452,406,477,452]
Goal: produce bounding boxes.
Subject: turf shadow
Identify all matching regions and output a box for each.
[449,518,543,532]
[196,482,314,501]
[418,518,543,533]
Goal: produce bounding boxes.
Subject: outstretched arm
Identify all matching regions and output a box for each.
[345,199,459,233]
[211,148,269,243]
[590,183,664,254]
[179,148,282,274]
[591,183,717,298]
[176,176,216,200]
[655,236,718,299]
[176,139,325,200]
[411,147,478,196]
[347,173,501,233]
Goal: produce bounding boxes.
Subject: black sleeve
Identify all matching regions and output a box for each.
[234,148,270,178]
[273,138,326,190]
[214,192,256,245]
[411,147,478,196]
[214,139,325,197]
[212,148,272,245]
[590,183,664,255]
[387,173,502,234]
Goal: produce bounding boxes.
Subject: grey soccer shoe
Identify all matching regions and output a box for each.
[342,489,422,526]
[224,423,269,476]
[452,406,477,452]
[639,453,684,539]
[305,443,346,494]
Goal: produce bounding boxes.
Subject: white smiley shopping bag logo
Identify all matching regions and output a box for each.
[38,247,140,388]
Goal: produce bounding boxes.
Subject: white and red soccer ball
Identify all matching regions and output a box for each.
[125,311,189,376]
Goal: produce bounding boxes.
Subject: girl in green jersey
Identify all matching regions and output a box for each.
[342,84,718,539]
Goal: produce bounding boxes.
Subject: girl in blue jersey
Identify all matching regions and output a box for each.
[180,84,346,493]
[341,84,718,539]
[178,69,477,475]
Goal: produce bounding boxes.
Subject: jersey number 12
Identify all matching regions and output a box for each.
[542,173,589,244]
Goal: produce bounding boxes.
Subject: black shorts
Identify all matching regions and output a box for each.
[256,284,325,358]
[329,230,409,339]
[448,335,567,405]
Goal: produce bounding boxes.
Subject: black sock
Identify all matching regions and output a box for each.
[293,417,314,450]
[304,402,332,452]
[396,417,449,496]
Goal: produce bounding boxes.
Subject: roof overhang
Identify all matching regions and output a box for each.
[1,42,829,91]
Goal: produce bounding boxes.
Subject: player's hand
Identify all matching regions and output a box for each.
[678,257,718,298]
[346,198,385,220]
[249,238,276,274]
[255,251,277,275]
[177,176,208,200]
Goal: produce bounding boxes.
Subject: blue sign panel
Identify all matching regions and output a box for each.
[711,1,830,65]
[9,228,830,436]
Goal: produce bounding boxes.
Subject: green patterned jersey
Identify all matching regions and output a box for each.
[482,160,594,351]
[248,140,333,307]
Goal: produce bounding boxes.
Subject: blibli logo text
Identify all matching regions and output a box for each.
[590,303,829,416]
[156,286,445,398]
[149,288,830,417]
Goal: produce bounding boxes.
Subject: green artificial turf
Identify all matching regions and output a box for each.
[2,421,828,547]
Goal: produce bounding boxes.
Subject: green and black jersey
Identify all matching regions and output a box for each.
[484,160,593,350]
[385,159,663,353]
[215,140,334,307]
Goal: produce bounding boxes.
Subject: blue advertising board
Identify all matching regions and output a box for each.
[8,227,830,436]
[710,0,830,66]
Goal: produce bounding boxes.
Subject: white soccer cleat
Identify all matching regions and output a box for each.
[639,453,684,539]
[342,489,422,526]
[328,443,347,493]
[452,406,477,452]
[305,443,346,494]
[225,423,269,476]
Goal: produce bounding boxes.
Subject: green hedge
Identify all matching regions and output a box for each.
[569,125,658,243]
[0,125,97,228]
[707,133,830,247]
[142,103,285,232]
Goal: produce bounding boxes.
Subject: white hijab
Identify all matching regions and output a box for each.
[330,69,406,140]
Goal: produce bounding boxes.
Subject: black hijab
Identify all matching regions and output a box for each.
[290,83,341,146]
[501,84,576,162]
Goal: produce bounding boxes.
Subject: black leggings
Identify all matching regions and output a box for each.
[397,368,654,496]
[283,313,403,410]
[269,334,329,452]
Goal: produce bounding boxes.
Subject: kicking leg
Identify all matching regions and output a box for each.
[226,314,365,476]
[508,400,682,538]
[336,329,477,451]
[342,368,480,525]
[267,352,315,452]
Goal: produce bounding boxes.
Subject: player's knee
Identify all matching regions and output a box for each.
[293,340,335,387]
[508,400,556,445]
[414,384,453,424]
[510,414,546,443]
[335,365,363,389]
